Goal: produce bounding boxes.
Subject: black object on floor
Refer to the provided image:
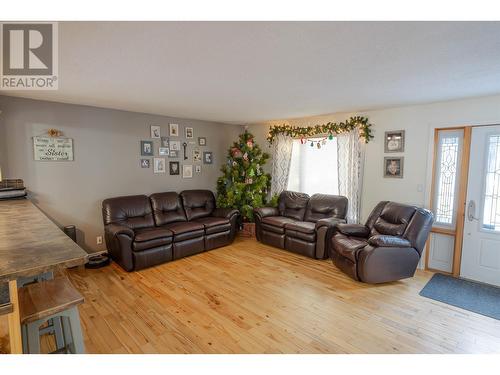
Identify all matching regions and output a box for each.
[85,254,110,269]
[420,273,500,320]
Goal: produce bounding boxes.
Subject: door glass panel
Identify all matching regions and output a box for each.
[434,132,461,226]
[482,134,500,231]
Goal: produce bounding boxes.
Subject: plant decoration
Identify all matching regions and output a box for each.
[266,116,373,146]
[47,128,63,137]
[217,131,277,222]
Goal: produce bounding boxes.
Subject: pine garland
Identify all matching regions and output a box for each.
[267,116,373,144]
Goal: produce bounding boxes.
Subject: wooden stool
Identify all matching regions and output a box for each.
[19,277,85,354]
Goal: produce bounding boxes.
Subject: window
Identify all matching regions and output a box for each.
[482,134,500,231]
[433,130,463,227]
[287,137,339,196]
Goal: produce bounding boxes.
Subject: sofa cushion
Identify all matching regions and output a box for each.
[278,191,310,221]
[284,221,316,234]
[180,190,216,221]
[261,223,286,234]
[150,192,187,225]
[132,227,173,251]
[372,202,416,236]
[262,216,297,229]
[162,221,205,242]
[102,195,155,230]
[285,229,316,242]
[304,194,348,222]
[331,233,368,263]
[193,217,231,234]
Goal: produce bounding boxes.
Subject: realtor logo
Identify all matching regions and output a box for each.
[1,22,58,90]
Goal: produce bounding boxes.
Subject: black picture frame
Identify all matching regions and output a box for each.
[169,161,180,175]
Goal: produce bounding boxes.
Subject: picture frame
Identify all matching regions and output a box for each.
[159,147,169,156]
[161,136,170,148]
[198,137,206,146]
[384,157,404,178]
[169,161,180,175]
[193,149,201,162]
[140,140,154,156]
[140,159,150,168]
[384,130,405,153]
[185,127,194,139]
[153,157,166,174]
[150,125,161,139]
[182,164,193,178]
[203,151,213,164]
[195,165,201,173]
[169,123,179,137]
[168,150,178,158]
[170,140,181,151]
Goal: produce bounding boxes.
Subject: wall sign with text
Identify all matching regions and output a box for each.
[33,136,74,161]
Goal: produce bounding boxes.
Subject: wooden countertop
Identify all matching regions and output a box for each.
[0,199,88,282]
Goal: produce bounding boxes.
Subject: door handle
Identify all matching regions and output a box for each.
[467,200,479,222]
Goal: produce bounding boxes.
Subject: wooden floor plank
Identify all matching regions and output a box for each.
[2,237,500,354]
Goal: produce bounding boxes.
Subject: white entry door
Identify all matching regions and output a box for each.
[461,125,500,287]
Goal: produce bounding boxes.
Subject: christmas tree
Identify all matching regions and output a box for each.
[216,130,275,222]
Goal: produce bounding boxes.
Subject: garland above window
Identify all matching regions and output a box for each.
[267,116,373,144]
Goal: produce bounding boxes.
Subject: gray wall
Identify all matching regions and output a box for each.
[0,95,242,253]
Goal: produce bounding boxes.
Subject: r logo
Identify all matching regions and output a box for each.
[2,23,53,75]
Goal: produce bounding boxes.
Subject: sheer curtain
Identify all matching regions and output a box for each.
[337,130,364,223]
[270,134,293,196]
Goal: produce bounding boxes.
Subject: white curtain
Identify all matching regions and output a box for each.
[270,134,293,196]
[337,130,364,223]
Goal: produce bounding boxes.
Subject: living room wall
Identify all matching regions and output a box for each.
[247,94,500,222]
[0,95,241,253]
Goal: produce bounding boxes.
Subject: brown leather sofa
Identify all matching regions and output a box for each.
[102,190,239,271]
[329,201,433,283]
[254,191,348,259]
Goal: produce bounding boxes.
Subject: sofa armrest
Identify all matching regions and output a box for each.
[253,207,279,220]
[105,223,134,238]
[368,235,412,248]
[315,217,346,230]
[336,223,370,238]
[213,207,239,219]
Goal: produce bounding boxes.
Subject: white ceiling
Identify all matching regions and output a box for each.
[3,21,500,123]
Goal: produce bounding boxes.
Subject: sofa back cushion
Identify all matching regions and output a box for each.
[180,190,216,221]
[278,191,310,221]
[304,194,348,222]
[150,192,187,226]
[102,195,154,230]
[371,202,416,237]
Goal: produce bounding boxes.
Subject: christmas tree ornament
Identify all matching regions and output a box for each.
[317,142,321,149]
[310,141,314,147]
[328,133,334,140]
[246,139,254,149]
[243,152,248,161]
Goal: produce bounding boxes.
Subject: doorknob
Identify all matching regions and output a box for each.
[467,200,479,221]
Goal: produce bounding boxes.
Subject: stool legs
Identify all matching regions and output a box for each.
[22,309,85,354]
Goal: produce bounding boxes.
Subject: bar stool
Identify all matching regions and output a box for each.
[19,277,85,354]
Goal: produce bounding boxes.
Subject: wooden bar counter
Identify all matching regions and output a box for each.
[0,199,88,353]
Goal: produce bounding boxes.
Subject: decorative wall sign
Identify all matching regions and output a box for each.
[195,165,201,173]
[169,161,180,175]
[140,159,150,168]
[198,137,206,146]
[168,150,179,158]
[141,141,154,156]
[384,130,405,153]
[169,123,179,137]
[159,147,169,156]
[33,136,74,161]
[203,151,213,164]
[182,164,193,178]
[185,127,194,139]
[151,125,161,139]
[153,158,166,173]
[384,156,404,178]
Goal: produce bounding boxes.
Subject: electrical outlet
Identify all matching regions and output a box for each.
[96,235,103,245]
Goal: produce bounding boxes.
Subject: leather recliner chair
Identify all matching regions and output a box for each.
[328,201,433,283]
[102,190,239,271]
[254,191,348,259]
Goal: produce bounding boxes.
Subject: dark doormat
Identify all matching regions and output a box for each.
[419,273,500,320]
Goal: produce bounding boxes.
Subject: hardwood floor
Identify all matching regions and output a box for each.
[3,237,500,353]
